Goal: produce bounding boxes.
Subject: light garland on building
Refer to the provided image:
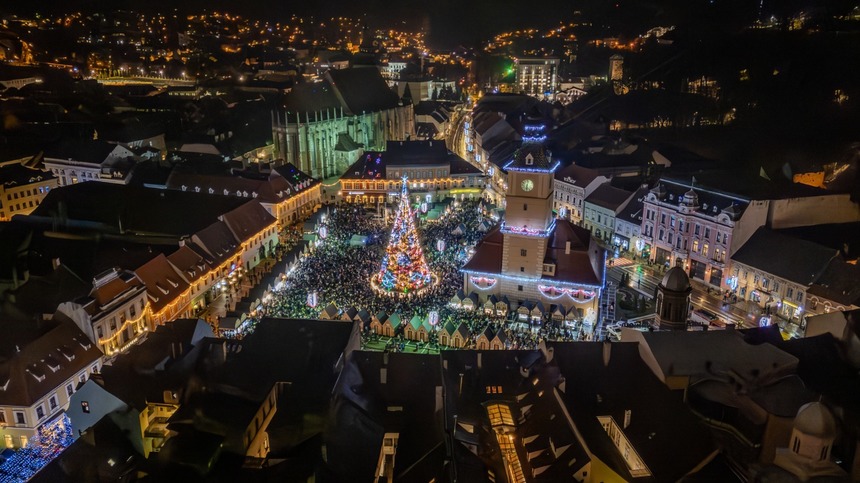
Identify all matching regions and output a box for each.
[462,269,605,290]
[500,219,557,237]
[97,312,147,347]
[538,285,597,302]
[469,276,498,290]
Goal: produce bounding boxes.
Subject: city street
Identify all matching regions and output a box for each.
[607,260,763,330]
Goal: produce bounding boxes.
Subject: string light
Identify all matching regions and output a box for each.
[500,219,557,237]
[462,269,604,290]
[538,285,597,302]
[0,414,74,482]
[469,276,498,290]
[374,176,436,295]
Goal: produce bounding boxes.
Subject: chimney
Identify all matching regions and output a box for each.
[565,241,571,255]
[624,409,632,429]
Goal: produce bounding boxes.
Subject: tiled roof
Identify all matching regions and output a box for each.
[615,186,649,226]
[462,225,504,274]
[190,221,240,266]
[732,227,837,286]
[167,246,211,284]
[554,163,602,188]
[220,201,276,242]
[134,253,189,314]
[0,319,103,407]
[463,221,605,287]
[32,183,249,238]
[585,182,634,212]
[544,220,605,286]
[0,162,55,186]
[326,68,401,115]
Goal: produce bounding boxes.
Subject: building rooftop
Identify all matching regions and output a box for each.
[551,342,717,482]
[0,161,55,187]
[732,227,838,287]
[584,182,634,212]
[0,318,103,407]
[464,220,605,287]
[31,182,252,239]
[340,141,480,180]
[554,163,603,188]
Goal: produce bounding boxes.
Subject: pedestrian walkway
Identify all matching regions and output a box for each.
[609,255,636,267]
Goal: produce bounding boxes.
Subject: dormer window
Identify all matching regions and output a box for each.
[525,154,534,166]
[26,367,46,383]
[45,357,61,372]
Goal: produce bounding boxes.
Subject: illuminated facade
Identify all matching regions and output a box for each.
[514,57,559,99]
[333,140,484,205]
[0,160,57,221]
[462,123,606,322]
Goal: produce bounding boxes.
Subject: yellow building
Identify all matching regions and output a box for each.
[0,159,57,221]
[462,122,606,324]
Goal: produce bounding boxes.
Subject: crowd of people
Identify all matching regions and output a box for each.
[232,198,594,348]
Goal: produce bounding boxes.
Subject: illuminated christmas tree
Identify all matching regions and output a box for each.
[375,177,434,294]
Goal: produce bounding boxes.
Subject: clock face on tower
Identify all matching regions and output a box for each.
[521,179,534,192]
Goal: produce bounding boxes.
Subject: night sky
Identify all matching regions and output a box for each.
[8,0,584,47]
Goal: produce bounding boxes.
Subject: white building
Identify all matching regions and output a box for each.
[641,174,860,290]
[553,164,609,224]
[613,186,650,256]
[582,182,637,244]
[43,141,137,186]
[514,57,559,99]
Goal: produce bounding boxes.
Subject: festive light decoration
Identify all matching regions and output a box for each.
[469,276,498,290]
[500,219,557,237]
[429,311,439,326]
[436,239,446,252]
[373,177,435,295]
[0,414,74,483]
[307,291,318,308]
[319,225,328,239]
[538,285,597,301]
[462,269,604,290]
[503,159,561,173]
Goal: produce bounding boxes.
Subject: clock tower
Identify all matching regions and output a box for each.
[500,122,559,278]
[462,117,605,327]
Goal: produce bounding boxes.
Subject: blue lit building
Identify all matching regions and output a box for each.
[461,122,607,326]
